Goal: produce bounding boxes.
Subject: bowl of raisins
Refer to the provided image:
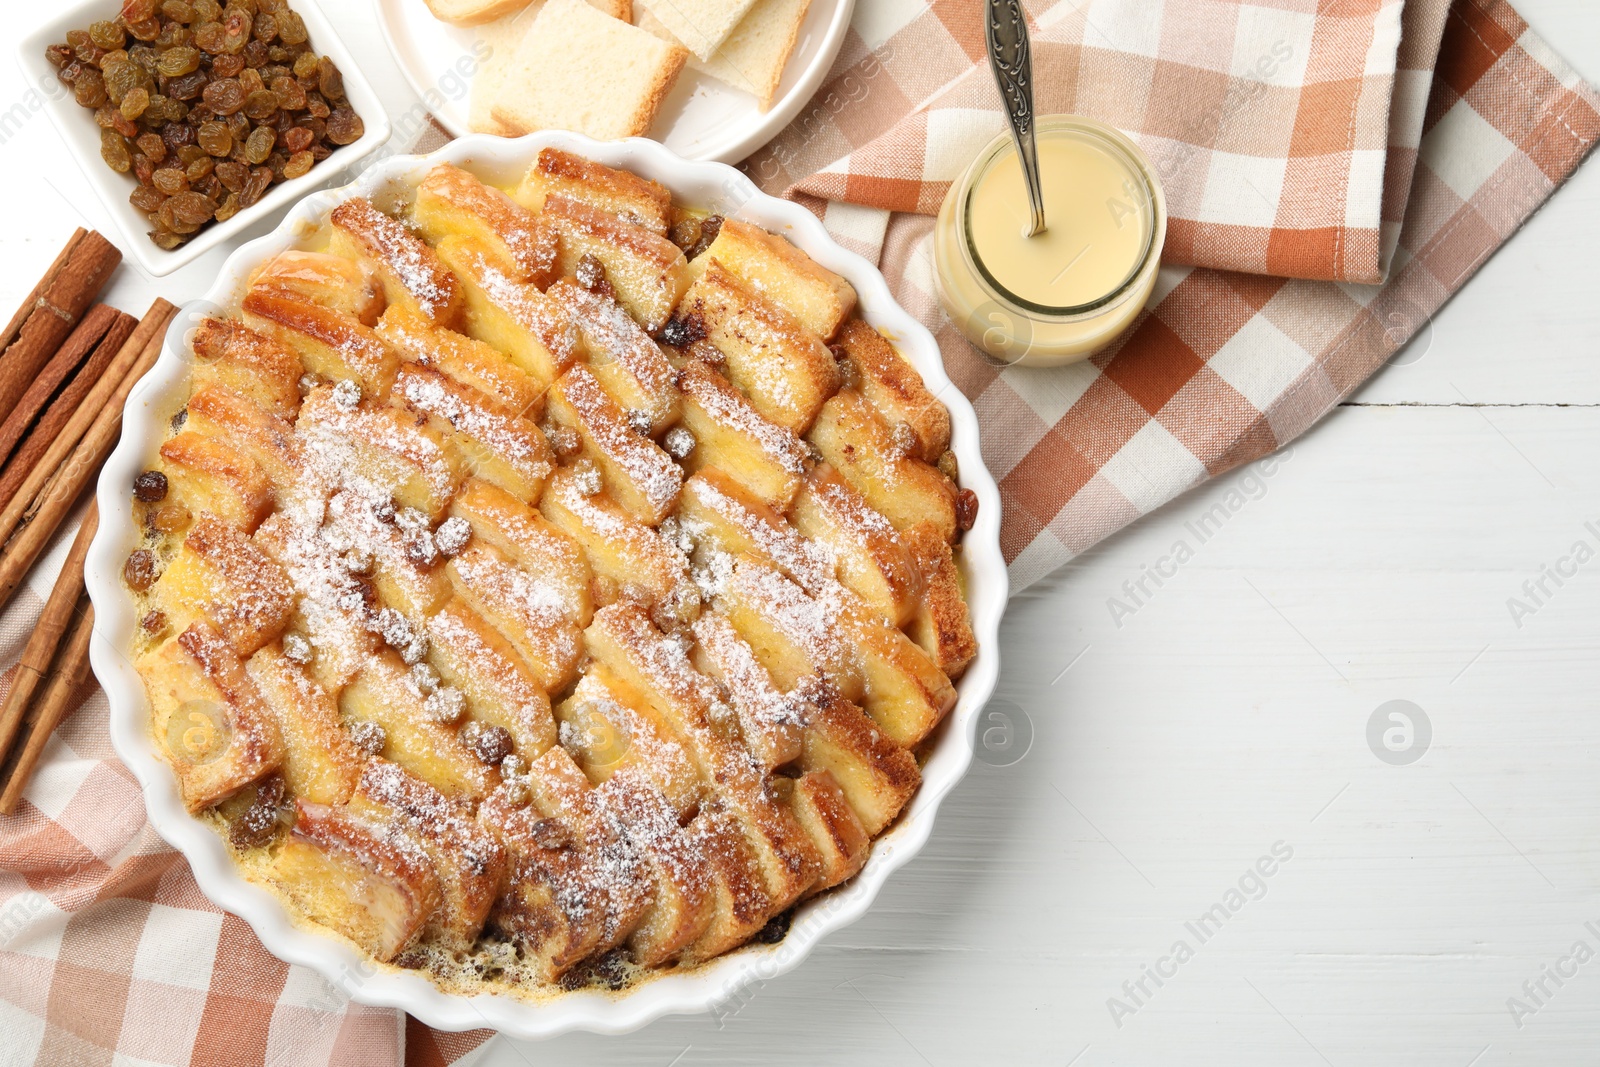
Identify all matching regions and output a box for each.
[20,0,391,277]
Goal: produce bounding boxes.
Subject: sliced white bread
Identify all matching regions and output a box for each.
[491,0,688,140]
[468,0,637,135]
[427,0,533,28]
[638,0,810,111]
[634,0,758,61]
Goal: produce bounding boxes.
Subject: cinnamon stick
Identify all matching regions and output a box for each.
[0,309,143,518]
[0,305,128,472]
[0,300,177,610]
[0,504,96,769]
[0,231,121,426]
[0,229,86,354]
[0,601,95,815]
[0,298,176,554]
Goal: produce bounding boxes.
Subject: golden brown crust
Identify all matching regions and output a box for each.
[147,620,285,812]
[681,259,840,433]
[240,288,400,397]
[520,148,674,234]
[190,318,305,420]
[330,198,464,327]
[836,318,951,463]
[901,522,977,679]
[414,164,559,287]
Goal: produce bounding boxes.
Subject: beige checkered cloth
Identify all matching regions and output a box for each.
[2,0,1597,1063]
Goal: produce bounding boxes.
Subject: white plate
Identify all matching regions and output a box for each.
[16,0,391,278]
[87,131,1008,1038]
[373,0,854,163]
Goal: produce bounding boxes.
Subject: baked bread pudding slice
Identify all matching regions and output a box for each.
[125,152,978,998]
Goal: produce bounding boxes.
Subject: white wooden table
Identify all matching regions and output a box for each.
[5,3,1599,1064]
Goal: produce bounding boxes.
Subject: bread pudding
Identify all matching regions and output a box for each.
[124,148,978,995]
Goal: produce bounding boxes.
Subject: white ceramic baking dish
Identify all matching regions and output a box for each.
[85,130,1008,1038]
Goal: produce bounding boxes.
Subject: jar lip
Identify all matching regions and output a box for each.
[958,116,1164,320]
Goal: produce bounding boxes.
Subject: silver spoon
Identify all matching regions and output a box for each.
[985,0,1047,237]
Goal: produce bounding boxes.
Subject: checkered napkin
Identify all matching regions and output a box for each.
[749,0,1600,589]
[2,2,1598,1065]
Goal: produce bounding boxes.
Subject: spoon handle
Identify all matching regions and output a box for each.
[985,0,1046,237]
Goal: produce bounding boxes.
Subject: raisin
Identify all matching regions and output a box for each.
[292,51,318,79]
[239,165,272,206]
[121,87,150,121]
[123,549,159,591]
[669,216,700,252]
[228,774,286,849]
[324,106,362,145]
[348,719,385,755]
[75,73,110,109]
[192,21,227,53]
[316,58,343,101]
[270,75,304,111]
[575,253,606,292]
[657,313,706,348]
[177,144,207,165]
[282,150,312,179]
[214,159,246,191]
[152,167,188,195]
[210,52,245,79]
[194,0,221,20]
[214,193,240,222]
[130,19,164,44]
[242,39,270,69]
[203,77,244,114]
[163,0,197,21]
[103,59,139,101]
[529,818,570,850]
[133,469,169,501]
[753,908,793,944]
[151,503,189,531]
[133,152,157,185]
[955,488,978,532]
[136,131,167,161]
[197,120,231,156]
[156,46,200,77]
[221,6,252,52]
[306,93,329,120]
[243,124,274,163]
[130,186,166,213]
[686,214,723,260]
[278,11,307,44]
[282,124,312,153]
[186,155,215,182]
[101,129,133,173]
[156,22,190,50]
[466,723,513,766]
[91,20,128,50]
[165,69,207,100]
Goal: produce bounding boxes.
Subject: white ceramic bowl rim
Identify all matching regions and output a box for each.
[86,130,1009,1039]
[16,0,393,278]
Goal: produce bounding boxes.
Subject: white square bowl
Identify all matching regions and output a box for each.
[86,131,1010,1038]
[17,0,391,277]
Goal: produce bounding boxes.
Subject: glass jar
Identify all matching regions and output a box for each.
[933,115,1166,367]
